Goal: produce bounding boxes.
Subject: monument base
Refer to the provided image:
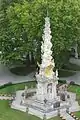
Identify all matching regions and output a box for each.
[11,90,80,119]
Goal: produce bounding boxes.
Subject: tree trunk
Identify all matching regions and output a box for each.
[31,52,35,65]
[26,53,30,66]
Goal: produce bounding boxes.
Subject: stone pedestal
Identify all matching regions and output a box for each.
[36,74,58,101]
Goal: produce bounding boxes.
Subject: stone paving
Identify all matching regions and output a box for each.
[0,60,80,86]
[0,64,35,86]
[69,57,80,66]
[60,58,80,85]
[60,71,80,85]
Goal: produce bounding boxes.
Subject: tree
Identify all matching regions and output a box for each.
[0,0,80,69]
[0,0,45,67]
[49,0,80,68]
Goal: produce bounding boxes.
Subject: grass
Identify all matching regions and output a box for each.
[0,81,36,94]
[68,85,80,94]
[68,85,80,104]
[68,84,80,105]
[0,100,61,120]
[0,81,64,94]
[58,69,75,77]
[68,84,80,118]
[0,100,41,120]
[73,111,80,118]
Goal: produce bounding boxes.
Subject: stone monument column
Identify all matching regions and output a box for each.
[36,16,59,102]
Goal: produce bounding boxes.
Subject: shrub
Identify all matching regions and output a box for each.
[0,82,12,89]
[58,80,67,84]
[70,81,75,85]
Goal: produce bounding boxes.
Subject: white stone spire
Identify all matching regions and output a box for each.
[37,16,56,78]
[41,17,55,68]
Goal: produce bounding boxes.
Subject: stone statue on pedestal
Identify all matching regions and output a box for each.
[36,17,59,102]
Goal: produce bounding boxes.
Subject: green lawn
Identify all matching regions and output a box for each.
[73,111,80,118]
[68,85,80,105]
[0,100,61,120]
[68,85,80,118]
[0,81,36,94]
[68,85,80,94]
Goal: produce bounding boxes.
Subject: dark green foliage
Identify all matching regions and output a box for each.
[10,65,36,76]
[70,81,75,85]
[55,50,70,69]
[58,69,75,77]
[0,0,80,69]
[58,80,67,84]
[0,82,12,89]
